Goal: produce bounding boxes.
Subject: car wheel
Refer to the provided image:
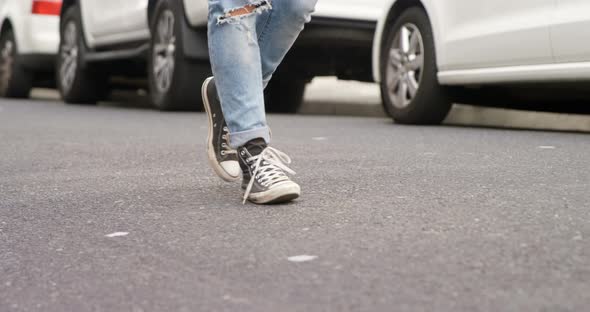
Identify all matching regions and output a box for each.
[57,5,108,104]
[380,7,451,125]
[148,0,209,111]
[0,29,33,98]
[264,77,306,114]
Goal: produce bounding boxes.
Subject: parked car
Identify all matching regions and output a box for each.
[56,0,388,112]
[372,0,590,124]
[0,0,61,98]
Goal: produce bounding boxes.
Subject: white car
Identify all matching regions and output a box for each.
[0,0,61,98]
[372,0,590,124]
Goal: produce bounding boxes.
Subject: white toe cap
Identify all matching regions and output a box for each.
[220,161,241,179]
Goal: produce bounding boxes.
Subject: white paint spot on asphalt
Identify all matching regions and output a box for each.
[538,146,556,149]
[105,232,129,238]
[288,255,318,263]
[223,294,249,303]
[302,228,310,231]
[312,137,328,141]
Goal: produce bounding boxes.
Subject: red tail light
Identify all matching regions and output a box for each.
[32,0,62,16]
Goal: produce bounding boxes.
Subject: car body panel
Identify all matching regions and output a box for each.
[436,0,555,71]
[551,0,590,63]
[313,0,387,21]
[27,14,60,54]
[80,0,149,48]
[0,0,60,55]
[183,0,207,27]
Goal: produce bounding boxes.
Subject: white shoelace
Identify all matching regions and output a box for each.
[243,147,296,204]
[220,127,237,156]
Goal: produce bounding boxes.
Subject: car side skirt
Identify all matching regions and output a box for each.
[438,62,590,85]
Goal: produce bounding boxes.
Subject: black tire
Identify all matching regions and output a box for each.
[57,5,108,104]
[148,0,209,111]
[380,7,451,125]
[0,28,33,98]
[264,77,306,113]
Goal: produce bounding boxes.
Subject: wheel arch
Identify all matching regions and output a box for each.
[147,0,158,24]
[60,0,76,16]
[148,0,209,61]
[0,11,23,53]
[372,0,441,83]
[0,18,13,35]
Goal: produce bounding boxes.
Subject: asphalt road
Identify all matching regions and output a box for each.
[1,97,589,312]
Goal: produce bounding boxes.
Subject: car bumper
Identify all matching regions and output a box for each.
[19,15,60,56]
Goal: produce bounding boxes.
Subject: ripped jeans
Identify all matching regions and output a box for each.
[208,0,318,148]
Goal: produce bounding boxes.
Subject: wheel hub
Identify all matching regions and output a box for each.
[153,10,176,93]
[385,23,425,109]
[59,21,79,94]
[0,39,14,95]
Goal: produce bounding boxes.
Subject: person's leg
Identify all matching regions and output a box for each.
[255,0,318,88]
[206,0,317,204]
[207,0,271,149]
[203,0,272,183]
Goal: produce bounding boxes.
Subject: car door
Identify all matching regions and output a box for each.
[81,0,149,47]
[436,0,556,71]
[550,0,590,62]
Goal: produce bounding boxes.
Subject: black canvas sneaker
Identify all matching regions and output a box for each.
[201,77,240,182]
[238,138,300,204]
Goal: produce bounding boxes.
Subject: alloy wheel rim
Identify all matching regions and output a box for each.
[60,21,78,93]
[153,10,176,93]
[386,23,425,109]
[0,39,14,95]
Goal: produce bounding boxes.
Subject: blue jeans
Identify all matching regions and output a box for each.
[207,0,317,148]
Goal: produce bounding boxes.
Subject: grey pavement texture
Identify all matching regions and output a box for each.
[1,98,590,312]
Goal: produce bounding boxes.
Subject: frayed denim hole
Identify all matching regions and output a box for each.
[216,0,272,25]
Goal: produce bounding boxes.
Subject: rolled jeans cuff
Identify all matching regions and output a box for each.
[229,126,271,149]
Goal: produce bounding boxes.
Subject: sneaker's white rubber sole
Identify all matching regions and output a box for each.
[202,77,240,183]
[246,181,301,204]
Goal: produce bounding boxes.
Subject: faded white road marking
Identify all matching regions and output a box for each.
[288,255,318,263]
[223,294,249,304]
[312,137,328,141]
[538,146,556,149]
[105,232,129,238]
